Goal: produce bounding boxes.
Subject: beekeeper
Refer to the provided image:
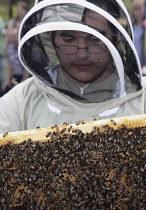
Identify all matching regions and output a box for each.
[0,0,145,133]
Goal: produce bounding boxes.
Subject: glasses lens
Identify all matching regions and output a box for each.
[59,45,77,55]
[58,44,106,55]
[88,44,106,54]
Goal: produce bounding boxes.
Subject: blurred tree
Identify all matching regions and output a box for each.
[0,0,33,20]
[0,0,134,20]
[123,0,133,13]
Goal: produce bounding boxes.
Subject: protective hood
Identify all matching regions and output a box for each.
[18,0,142,103]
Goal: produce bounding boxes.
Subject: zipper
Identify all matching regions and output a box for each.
[79,84,89,97]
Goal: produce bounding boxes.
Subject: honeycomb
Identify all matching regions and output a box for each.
[0,115,146,209]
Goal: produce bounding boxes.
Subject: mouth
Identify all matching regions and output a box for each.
[73,63,93,70]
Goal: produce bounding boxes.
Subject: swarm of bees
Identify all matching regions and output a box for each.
[0,122,145,209]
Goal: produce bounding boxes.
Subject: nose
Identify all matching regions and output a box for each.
[77,47,90,59]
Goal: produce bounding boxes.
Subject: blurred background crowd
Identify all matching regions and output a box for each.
[0,0,146,96]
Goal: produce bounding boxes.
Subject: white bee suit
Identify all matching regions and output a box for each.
[0,0,145,133]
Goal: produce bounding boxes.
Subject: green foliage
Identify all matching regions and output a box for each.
[123,0,133,13]
[0,4,9,21]
[0,0,34,21]
[0,0,133,22]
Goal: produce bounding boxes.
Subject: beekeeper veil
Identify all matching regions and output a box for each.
[18,0,142,103]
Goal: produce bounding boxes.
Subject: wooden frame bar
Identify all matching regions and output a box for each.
[0,114,146,146]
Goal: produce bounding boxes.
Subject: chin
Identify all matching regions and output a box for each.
[75,78,96,84]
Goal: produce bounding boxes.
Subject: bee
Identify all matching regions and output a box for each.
[110,119,116,125]
[36,126,40,129]
[60,128,66,133]
[3,132,8,137]
[62,122,68,126]
[68,125,73,132]
[102,124,108,128]
[76,121,81,125]
[46,132,51,137]
[72,129,80,133]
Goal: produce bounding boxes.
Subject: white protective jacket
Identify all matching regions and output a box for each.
[0,0,145,133]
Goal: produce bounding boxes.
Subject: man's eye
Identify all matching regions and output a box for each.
[90,37,100,42]
[63,38,75,43]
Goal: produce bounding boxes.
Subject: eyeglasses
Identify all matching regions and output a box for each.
[54,44,107,55]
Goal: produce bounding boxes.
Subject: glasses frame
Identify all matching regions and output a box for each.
[54,43,107,55]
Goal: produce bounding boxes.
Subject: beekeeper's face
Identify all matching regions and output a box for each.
[54,11,116,86]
